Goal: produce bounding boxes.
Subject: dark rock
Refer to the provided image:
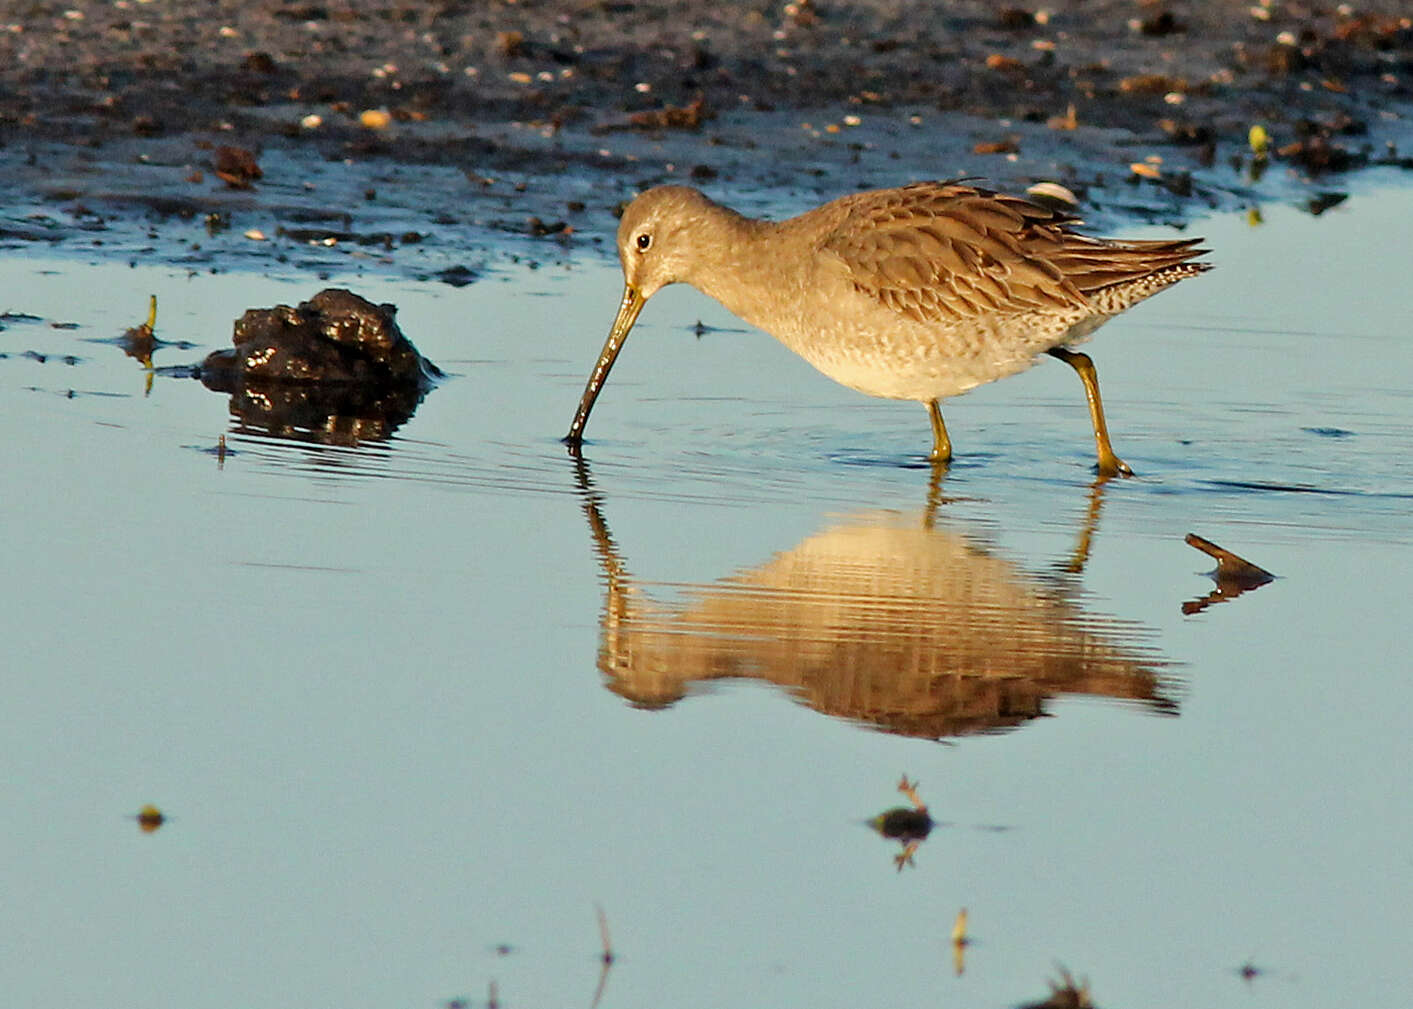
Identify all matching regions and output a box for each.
[196,289,441,444]
[199,288,440,387]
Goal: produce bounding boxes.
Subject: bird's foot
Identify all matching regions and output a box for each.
[1097,453,1133,478]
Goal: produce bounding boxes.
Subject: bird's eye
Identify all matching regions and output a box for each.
[635,233,652,252]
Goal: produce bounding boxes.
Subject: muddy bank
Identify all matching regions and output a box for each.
[1,1,1410,277]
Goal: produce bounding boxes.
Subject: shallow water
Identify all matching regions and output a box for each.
[3,175,1411,1009]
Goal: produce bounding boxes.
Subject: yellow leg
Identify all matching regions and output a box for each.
[926,400,952,464]
[1047,348,1133,477]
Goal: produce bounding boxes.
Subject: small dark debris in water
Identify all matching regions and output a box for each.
[870,806,934,840]
[120,295,158,367]
[205,211,230,235]
[1305,192,1348,216]
[1182,533,1275,616]
[1,311,44,323]
[1236,959,1264,983]
[435,264,479,287]
[590,902,615,1009]
[51,321,80,330]
[686,320,746,338]
[950,908,970,974]
[1302,425,1354,438]
[689,163,717,181]
[527,216,569,237]
[1022,967,1093,1009]
[493,943,514,956]
[213,145,262,189]
[195,434,234,461]
[19,349,79,365]
[869,775,934,870]
[133,804,166,833]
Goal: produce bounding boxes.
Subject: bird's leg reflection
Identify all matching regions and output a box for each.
[923,459,952,529]
[567,454,1177,736]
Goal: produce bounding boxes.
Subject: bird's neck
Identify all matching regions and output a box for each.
[681,211,788,326]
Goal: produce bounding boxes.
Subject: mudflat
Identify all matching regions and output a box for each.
[1,1,1409,273]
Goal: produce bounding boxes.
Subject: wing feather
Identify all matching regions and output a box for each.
[819,182,1205,323]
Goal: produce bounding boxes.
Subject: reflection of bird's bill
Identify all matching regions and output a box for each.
[567,284,644,444]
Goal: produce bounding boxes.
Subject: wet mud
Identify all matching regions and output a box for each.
[186,288,440,443]
[1,1,1410,277]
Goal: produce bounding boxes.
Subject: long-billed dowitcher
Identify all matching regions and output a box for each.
[565,182,1209,474]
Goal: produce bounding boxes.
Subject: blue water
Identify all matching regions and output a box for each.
[2,177,1411,1009]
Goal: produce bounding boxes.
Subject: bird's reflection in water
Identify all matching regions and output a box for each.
[572,460,1178,740]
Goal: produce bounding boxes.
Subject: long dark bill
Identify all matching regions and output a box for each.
[565,285,645,445]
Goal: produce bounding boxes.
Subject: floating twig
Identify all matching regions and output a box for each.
[1183,533,1275,615]
[590,902,615,1009]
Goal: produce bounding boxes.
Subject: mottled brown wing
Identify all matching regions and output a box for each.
[819,183,1089,324]
[819,182,1204,323]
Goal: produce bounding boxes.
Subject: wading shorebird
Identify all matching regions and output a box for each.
[565,182,1209,475]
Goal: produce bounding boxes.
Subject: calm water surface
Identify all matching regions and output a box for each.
[3,178,1411,1009]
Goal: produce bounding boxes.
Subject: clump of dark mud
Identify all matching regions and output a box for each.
[199,288,438,386]
[197,288,440,444]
